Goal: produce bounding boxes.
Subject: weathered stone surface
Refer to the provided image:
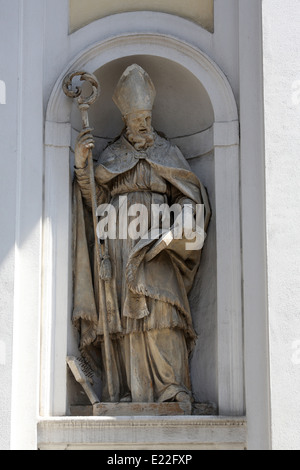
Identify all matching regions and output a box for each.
[72,64,210,410]
[93,402,192,417]
[38,416,247,450]
[192,402,218,416]
[70,402,218,417]
[70,406,93,417]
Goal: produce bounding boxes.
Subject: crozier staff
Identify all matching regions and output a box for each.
[63,71,116,402]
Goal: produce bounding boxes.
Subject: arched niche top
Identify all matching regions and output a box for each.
[71,55,215,147]
[46,33,238,131]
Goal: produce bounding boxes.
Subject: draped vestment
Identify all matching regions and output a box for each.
[73,133,210,402]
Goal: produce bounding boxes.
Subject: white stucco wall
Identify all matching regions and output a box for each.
[0,0,44,450]
[0,2,19,450]
[262,0,300,450]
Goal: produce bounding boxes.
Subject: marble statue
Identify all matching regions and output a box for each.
[72,65,210,407]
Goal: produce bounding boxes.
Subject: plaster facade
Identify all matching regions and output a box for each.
[262,0,300,451]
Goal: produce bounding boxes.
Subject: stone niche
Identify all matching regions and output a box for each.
[43,33,243,425]
[67,55,218,413]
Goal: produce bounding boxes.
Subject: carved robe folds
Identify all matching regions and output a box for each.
[73,132,210,403]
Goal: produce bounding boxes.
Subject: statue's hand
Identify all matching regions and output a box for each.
[75,128,95,169]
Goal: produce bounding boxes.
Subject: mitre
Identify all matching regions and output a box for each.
[113,64,156,116]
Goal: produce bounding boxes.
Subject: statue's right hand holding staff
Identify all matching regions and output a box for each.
[75,128,95,169]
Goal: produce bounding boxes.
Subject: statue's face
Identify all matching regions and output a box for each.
[125,110,155,151]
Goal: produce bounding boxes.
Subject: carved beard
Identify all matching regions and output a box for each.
[126,127,155,151]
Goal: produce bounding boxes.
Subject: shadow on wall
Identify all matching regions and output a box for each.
[71,55,215,151]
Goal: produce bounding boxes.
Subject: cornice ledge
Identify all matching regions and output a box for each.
[38,416,247,428]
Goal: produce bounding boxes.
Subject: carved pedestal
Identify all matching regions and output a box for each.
[93,402,192,416]
[69,402,217,417]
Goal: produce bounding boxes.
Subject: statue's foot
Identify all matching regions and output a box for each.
[120,393,132,403]
[175,392,192,404]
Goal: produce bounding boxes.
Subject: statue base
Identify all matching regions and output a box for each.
[93,402,192,416]
[69,402,218,417]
